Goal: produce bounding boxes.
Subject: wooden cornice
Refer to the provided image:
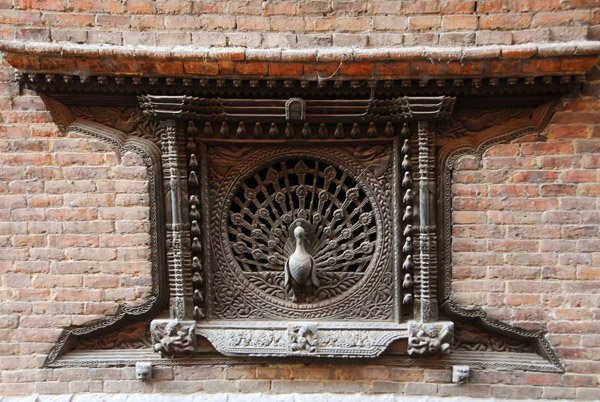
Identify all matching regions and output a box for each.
[1,40,599,81]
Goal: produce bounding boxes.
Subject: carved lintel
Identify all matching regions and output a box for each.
[196,323,405,358]
[407,321,454,357]
[151,320,196,359]
[138,95,456,125]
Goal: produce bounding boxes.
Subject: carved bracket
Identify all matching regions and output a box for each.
[151,320,196,359]
[407,321,454,357]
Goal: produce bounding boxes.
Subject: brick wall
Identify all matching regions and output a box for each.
[451,91,600,398]
[0,61,153,390]
[0,0,599,48]
[1,0,600,400]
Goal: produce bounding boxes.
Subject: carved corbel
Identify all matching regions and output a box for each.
[151,320,196,359]
[407,321,454,357]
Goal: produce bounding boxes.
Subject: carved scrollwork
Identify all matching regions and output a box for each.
[70,106,162,145]
[76,320,152,350]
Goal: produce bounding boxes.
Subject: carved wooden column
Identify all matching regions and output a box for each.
[149,119,196,357]
[415,121,438,322]
[400,99,455,357]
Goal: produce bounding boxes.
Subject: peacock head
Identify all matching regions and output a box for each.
[294,226,305,240]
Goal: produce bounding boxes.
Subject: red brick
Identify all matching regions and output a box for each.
[340,62,376,77]
[305,17,336,32]
[480,13,532,30]
[268,62,303,77]
[147,60,184,75]
[54,289,102,302]
[369,0,401,14]
[373,16,407,31]
[70,0,126,13]
[476,30,513,45]
[203,15,236,30]
[511,170,560,183]
[408,15,441,31]
[130,15,164,29]
[440,0,476,13]
[521,142,573,156]
[126,0,155,13]
[270,16,305,32]
[531,10,591,28]
[561,57,600,73]
[192,1,225,14]
[560,170,597,183]
[84,275,119,288]
[332,0,368,14]
[540,184,575,196]
[42,12,95,27]
[442,15,478,31]
[335,16,371,32]
[234,62,268,75]
[237,16,270,31]
[264,1,297,15]
[510,0,560,12]
[156,0,192,14]
[15,0,66,10]
[546,125,590,141]
[404,0,439,14]
[97,14,131,28]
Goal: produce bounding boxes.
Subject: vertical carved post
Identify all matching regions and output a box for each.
[160,119,188,320]
[407,120,453,357]
[415,121,438,323]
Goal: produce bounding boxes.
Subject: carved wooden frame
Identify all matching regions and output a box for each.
[30,76,568,371]
[44,119,168,366]
[438,101,563,371]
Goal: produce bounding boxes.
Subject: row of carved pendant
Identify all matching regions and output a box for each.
[186,122,205,321]
[187,120,397,139]
[400,123,414,305]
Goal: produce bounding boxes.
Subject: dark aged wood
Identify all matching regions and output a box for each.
[19,72,582,100]
[33,75,565,370]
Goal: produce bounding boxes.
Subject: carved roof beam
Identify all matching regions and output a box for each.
[139,95,456,124]
[16,73,587,100]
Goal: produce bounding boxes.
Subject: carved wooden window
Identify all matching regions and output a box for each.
[31,76,567,371]
[137,95,458,358]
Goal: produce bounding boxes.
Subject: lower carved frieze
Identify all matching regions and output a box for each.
[407,321,454,357]
[195,322,407,358]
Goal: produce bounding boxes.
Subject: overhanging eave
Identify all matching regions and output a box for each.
[1,40,599,82]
